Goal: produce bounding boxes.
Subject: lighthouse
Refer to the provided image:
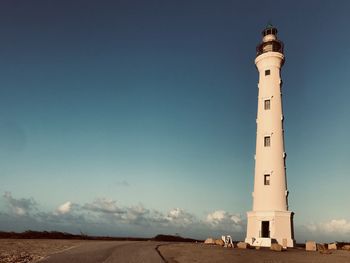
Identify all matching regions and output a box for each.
[245,25,295,248]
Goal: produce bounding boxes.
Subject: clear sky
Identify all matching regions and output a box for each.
[0,0,349,242]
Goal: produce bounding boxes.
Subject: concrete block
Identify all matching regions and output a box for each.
[328,243,337,250]
[305,241,317,251]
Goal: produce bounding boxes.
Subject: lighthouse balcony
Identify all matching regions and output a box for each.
[256,40,284,56]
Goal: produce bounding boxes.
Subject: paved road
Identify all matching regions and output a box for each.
[41,241,166,263]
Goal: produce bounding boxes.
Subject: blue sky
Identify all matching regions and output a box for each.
[0,0,350,242]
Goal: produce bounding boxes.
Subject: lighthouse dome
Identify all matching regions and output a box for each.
[256,24,284,57]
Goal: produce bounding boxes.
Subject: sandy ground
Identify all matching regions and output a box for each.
[1,239,350,263]
[159,243,350,263]
[40,241,163,263]
[0,239,86,263]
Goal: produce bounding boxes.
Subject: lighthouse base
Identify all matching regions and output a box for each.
[245,210,295,248]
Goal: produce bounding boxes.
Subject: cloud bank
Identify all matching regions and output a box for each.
[287,218,350,243]
[3,192,36,216]
[306,219,350,234]
[3,192,350,242]
[0,192,245,240]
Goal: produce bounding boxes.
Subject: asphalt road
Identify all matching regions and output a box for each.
[41,241,166,263]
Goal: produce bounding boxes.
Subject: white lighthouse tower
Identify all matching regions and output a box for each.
[245,25,295,248]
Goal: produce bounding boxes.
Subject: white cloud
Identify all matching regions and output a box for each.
[3,192,36,216]
[206,210,244,232]
[165,208,195,226]
[121,204,150,224]
[168,208,182,219]
[56,201,72,214]
[207,210,242,225]
[207,210,226,224]
[306,219,350,234]
[323,219,350,233]
[82,198,125,214]
[13,207,26,216]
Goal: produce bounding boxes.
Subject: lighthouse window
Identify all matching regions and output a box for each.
[265,69,270,76]
[264,99,271,110]
[264,136,271,147]
[264,174,270,185]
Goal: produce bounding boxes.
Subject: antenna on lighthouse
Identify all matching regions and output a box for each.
[266,21,273,28]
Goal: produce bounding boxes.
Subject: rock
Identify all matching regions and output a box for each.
[305,241,317,251]
[215,239,225,246]
[328,243,337,250]
[237,242,250,249]
[204,238,215,244]
[342,245,350,251]
[0,252,33,263]
[317,243,327,252]
[255,246,261,250]
[270,243,283,252]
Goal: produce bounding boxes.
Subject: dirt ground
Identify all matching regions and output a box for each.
[1,239,350,263]
[159,243,350,263]
[0,239,85,263]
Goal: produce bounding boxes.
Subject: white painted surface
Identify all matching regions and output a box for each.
[245,29,295,247]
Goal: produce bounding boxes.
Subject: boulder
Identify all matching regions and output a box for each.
[342,245,350,251]
[204,238,215,244]
[237,242,250,249]
[328,243,337,250]
[305,241,317,251]
[270,243,283,252]
[317,243,327,252]
[215,239,225,246]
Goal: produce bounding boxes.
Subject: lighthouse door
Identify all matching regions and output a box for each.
[261,221,270,238]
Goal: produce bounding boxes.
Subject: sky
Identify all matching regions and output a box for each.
[0,0,350,243]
